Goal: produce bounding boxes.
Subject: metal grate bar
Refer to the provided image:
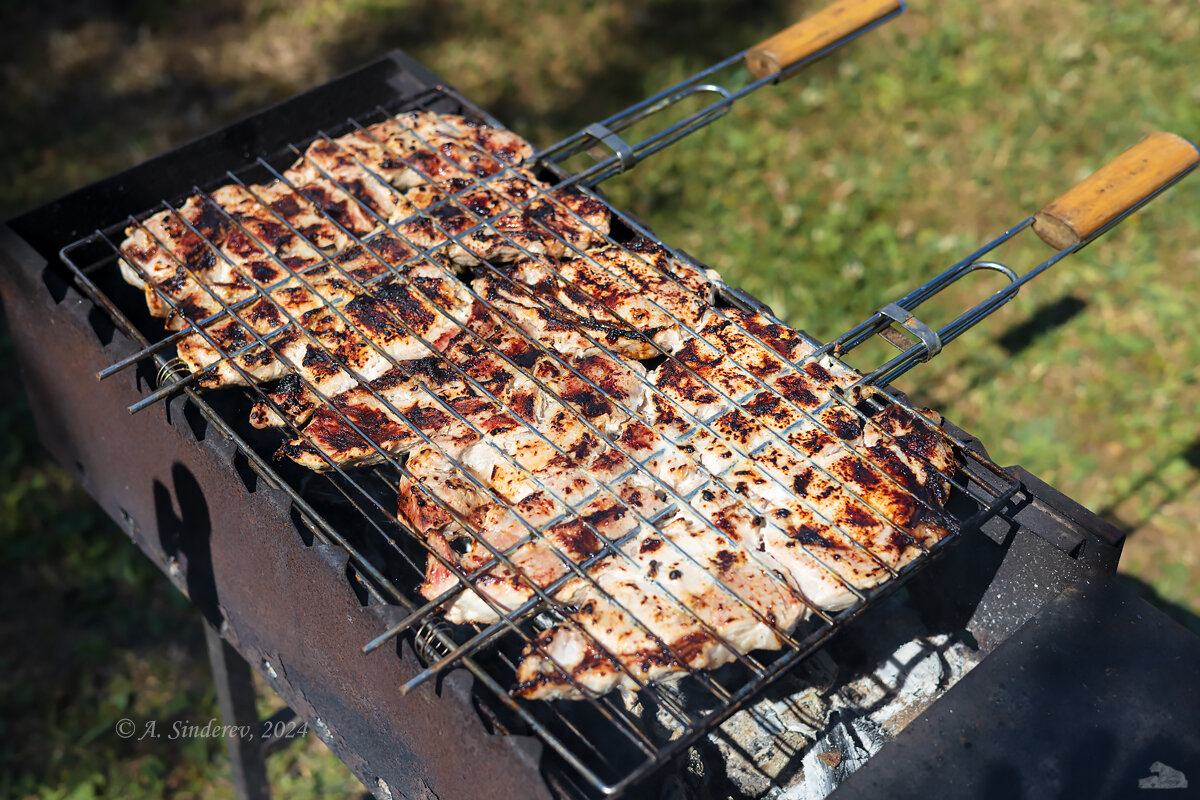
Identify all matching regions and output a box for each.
[108,202,694,749]
[55,83,1027,795]
[100,101,993,705]
[276,128,921,633]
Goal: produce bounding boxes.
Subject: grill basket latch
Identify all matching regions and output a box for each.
[876,302,943,360]
[582,123,639,174]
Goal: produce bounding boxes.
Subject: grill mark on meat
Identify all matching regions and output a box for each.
[790,524,835,547]
[507,391,536,422]
[804,362,834,383]
[160,265,190,294]
[639,538,663,555]
[369,235,413,266]
[406,406,453,429]
[825,411,864,441]
[791,427,836,455]
[838,503,877,529]
[374,281,439,331]
[247,263,275,283]
[195,199,230,242]
[713,549,737,571]
[836,458,882,491]
[301,346,338,379]
[561,386,613,420]
[552,522,605,560]
[672,630,713,664]
[772,373,820,408]
[270,194,302,219]
[739,315,803,357]
[656,360,720,404]
[343,294,403,340]
[400,356,460,385]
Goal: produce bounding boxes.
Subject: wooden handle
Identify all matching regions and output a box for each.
[1033,132,1200,250]
[745,0,903,80]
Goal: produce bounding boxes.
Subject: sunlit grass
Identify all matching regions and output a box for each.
[1,0,1197,796]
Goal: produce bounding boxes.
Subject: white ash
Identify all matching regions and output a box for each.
[661,591,982,799]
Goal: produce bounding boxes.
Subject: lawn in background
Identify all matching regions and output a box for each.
[2,1,1197,796]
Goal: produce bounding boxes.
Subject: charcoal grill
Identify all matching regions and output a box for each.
[3,3,1200,797]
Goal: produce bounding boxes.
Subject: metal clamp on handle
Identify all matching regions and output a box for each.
[876,302,942,360]
[535,0,904,187]
[823,132,1197,391]
[582,123,639,174]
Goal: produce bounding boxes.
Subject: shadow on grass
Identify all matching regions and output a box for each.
[1096,435,1200,531]
[996,294,1087,356]
[0,314,225,794]
[1,0,791,219]
[904,291,1091,410]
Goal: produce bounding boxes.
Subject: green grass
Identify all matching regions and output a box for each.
[2,0,1198,796]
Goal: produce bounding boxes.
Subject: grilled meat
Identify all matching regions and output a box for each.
[510,397,958,700]
[276,311,651,472]
[178,249,473,394]
[293,111,534,192]
[513,510,806,700]
[387,175,611,265]
[115,103,962,703]
[118,181,367,329]
[471,260,658,359]
[119,110,534,329]
[550,241,713,353]
[415,471,665,625]
[493,309,958,698]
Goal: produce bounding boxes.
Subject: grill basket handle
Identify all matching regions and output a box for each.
[746,0,904,80]
[1033,132,1200,250]
[827,132,1197,388]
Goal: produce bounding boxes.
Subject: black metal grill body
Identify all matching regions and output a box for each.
[1,49,1174,800]
[836,572,1200,799]
[1,52,554,800]
[0,212,1145,800]
[1,222,555,800]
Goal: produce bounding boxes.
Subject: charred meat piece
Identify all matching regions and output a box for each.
[357,110,532,189]
[181,254,472,395]
[277,349,512,471]
[415,471,664,625]
[286,110,532,195]
[387,176,610,265]
[118,180,376,329]
[472,260,658,359]
[513,511,806,700]
[278,318,644,472]
[119,194,318,327]
[177,231,412,391]
[120,110,531,330]
[551,240,712,353]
